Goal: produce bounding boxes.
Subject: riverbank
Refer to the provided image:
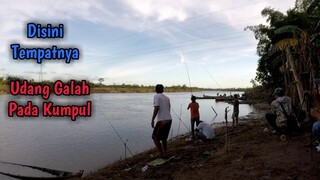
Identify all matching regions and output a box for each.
[0,77,250,94]
[0,84,8,94]
[81,103,320,179]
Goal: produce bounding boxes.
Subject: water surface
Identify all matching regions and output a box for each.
[0,91,255,176]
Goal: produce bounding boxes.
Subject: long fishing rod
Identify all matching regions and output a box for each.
[181,50,193,95]
[0,161,74,176]
[177,104,182,136]
[201,65,223,90]
[171,108,191,132]
[100,112,134,157]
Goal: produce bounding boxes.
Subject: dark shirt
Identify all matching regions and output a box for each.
[233,99,239,113]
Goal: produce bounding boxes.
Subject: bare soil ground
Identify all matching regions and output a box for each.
[82,103,320,180]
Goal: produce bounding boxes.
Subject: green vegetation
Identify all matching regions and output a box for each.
[91,84,201,93]
[246,0,320,104]
[0,76,8,94]
[0,75,251,94]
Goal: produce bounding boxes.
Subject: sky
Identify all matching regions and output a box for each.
[0,0,296,88]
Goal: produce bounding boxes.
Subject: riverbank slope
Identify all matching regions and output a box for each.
[82,103,320,179]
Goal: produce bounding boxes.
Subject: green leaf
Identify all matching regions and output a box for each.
[307,0,320,14]
[274,25,304,35]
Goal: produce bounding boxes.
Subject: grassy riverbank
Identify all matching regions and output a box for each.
[90,85,202,93]
[0,83,203,94]
[90,85,251,93]
[81,103,320,179]
[0,76,251,94]
[0,84,8,94]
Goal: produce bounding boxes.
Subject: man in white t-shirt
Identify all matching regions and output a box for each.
[151,84,172,157]
[195,121,215,141]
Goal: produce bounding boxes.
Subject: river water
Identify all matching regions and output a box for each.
[0,91,255,177]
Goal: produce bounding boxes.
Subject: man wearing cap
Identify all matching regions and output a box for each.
[151,84,172,157]
[265,87,293,133]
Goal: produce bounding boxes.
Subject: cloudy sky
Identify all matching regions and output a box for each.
[0,0,296,88]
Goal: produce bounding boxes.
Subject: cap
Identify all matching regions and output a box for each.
[273,87,284,96]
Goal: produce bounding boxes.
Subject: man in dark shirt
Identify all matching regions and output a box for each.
[232,94,239,128]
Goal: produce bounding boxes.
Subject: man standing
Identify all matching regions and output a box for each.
[151,84,172,157]
[232,94,239,128]
[187,95,200,138]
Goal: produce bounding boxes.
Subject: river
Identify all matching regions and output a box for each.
[0,91,255,177]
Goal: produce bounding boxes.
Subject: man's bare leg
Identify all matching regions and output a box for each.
[153,139,163,156]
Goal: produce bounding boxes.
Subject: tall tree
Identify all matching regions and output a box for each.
[246,0,320,105]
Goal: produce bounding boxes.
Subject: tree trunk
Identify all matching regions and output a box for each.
[282,53,289,95]
[285,47,305,107]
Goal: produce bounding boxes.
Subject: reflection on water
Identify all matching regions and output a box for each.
[0,91,254,174]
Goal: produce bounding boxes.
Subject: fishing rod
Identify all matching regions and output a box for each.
[201,65,223,90]
[181,50,193,95]
[224,106,230,153]
[177,104,182,136]
[0,160,75,176]
[100,112,134,157]
[171,108,191,132]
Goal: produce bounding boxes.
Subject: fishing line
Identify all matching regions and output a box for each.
[100,112,134,157]
[181,50,193,95]
[177,104,182,136]
[201,65,223,90]
[171,108,191,132]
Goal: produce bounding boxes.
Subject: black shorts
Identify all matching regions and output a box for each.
[232,112,239,118]
[152,120,172,141]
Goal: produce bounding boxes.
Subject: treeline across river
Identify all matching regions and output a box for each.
[0,75,251,94]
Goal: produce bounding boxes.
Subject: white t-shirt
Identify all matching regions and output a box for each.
[153,93,172,122]
[197,122,215,139]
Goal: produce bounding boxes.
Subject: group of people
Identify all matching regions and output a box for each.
[151,84,239,157]
[151,81,320,157]
[187,95,215,140]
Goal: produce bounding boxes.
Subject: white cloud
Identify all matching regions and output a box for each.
[125,0,195,22]
[157,6,187,21]
[0,0,297,87]
[103,59,164,80]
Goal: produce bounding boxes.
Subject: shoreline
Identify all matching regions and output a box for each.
[0,82,250,95]
[82,102,299,179]
[81,101,320,179]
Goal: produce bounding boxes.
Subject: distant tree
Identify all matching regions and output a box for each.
[5,75,24,84]
[250,79,258,88]
[98,78,104,85]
